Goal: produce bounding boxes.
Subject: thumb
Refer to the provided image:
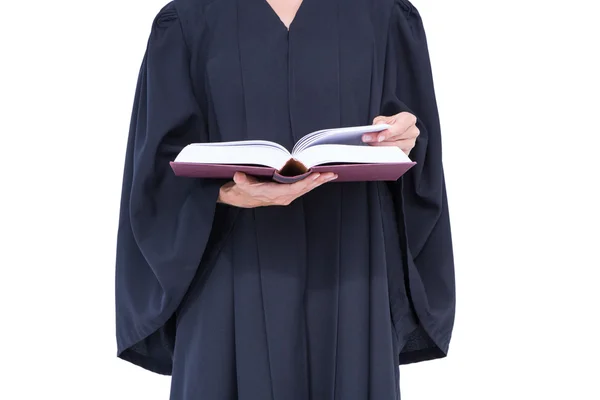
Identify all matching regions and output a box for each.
[234,172,260,186]
[233,172,248,185]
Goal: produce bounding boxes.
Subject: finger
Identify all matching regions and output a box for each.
[373,112,416,128]
[265,174,322,205]
[403,125,420,138]
[375,113,417,142]
[233,172,248,185]
[377,123,420,143]
[375,125,407,142]
[254,174,320,204]
[302,172,337,193]
[364,114,397,143]
[289,173,331,197]
[374,128,394,143]
[366,127,406,143]
[235,171,264,186]
[289,172,335,198]
[378,125,420,143]
[287,173,321,193]
[364,116,395,143]
[363,128,390,143]
[396,111,417,128]
[272,173,338,205]
[372,115,396,125]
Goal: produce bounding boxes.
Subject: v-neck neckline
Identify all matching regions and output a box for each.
[262,0,306,32]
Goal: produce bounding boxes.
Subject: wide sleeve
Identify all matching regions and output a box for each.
[115,2,223,374]
[382,0,456,365]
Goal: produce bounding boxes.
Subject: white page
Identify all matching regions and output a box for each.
[175,142,291,170]
[295,144,410,169]
[292,124,390,154]
[186,140,289,153]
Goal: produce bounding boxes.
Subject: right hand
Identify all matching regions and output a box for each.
[217,171,337,208]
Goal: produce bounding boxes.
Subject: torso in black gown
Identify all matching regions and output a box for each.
[114,0,455,399]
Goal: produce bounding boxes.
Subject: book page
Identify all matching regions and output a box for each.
[186,140,289,153]
[295,144,410,169]
[292,124,390,154]
[174,141,291,170]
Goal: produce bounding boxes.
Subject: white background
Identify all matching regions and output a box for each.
[1,0,599,399]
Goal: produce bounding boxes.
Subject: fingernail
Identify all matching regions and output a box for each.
[363,135,372,142]
[326,173,337,181]
[377,135,385,142]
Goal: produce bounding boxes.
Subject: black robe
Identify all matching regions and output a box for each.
[115,0,455,398]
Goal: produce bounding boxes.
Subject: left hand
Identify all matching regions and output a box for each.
[362,112,420,155]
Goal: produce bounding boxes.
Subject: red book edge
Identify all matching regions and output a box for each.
[169,161,417,183]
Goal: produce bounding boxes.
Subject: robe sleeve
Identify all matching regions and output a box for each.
[383,0,456,365]
[115,2,222,375]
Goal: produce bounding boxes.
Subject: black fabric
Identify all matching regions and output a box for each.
[115,0,455,398]
[383,0,456,365]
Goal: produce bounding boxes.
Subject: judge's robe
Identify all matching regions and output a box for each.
[115,0,455,398]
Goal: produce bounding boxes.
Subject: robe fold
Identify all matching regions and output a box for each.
[115,0,455,398]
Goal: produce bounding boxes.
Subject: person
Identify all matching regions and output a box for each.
[114,0,455,398]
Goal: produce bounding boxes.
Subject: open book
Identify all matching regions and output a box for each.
[170,124,416,183]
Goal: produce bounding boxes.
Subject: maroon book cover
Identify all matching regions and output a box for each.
[169,161,416,183]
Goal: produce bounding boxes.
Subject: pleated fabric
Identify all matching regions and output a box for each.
[115,0,455,398]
